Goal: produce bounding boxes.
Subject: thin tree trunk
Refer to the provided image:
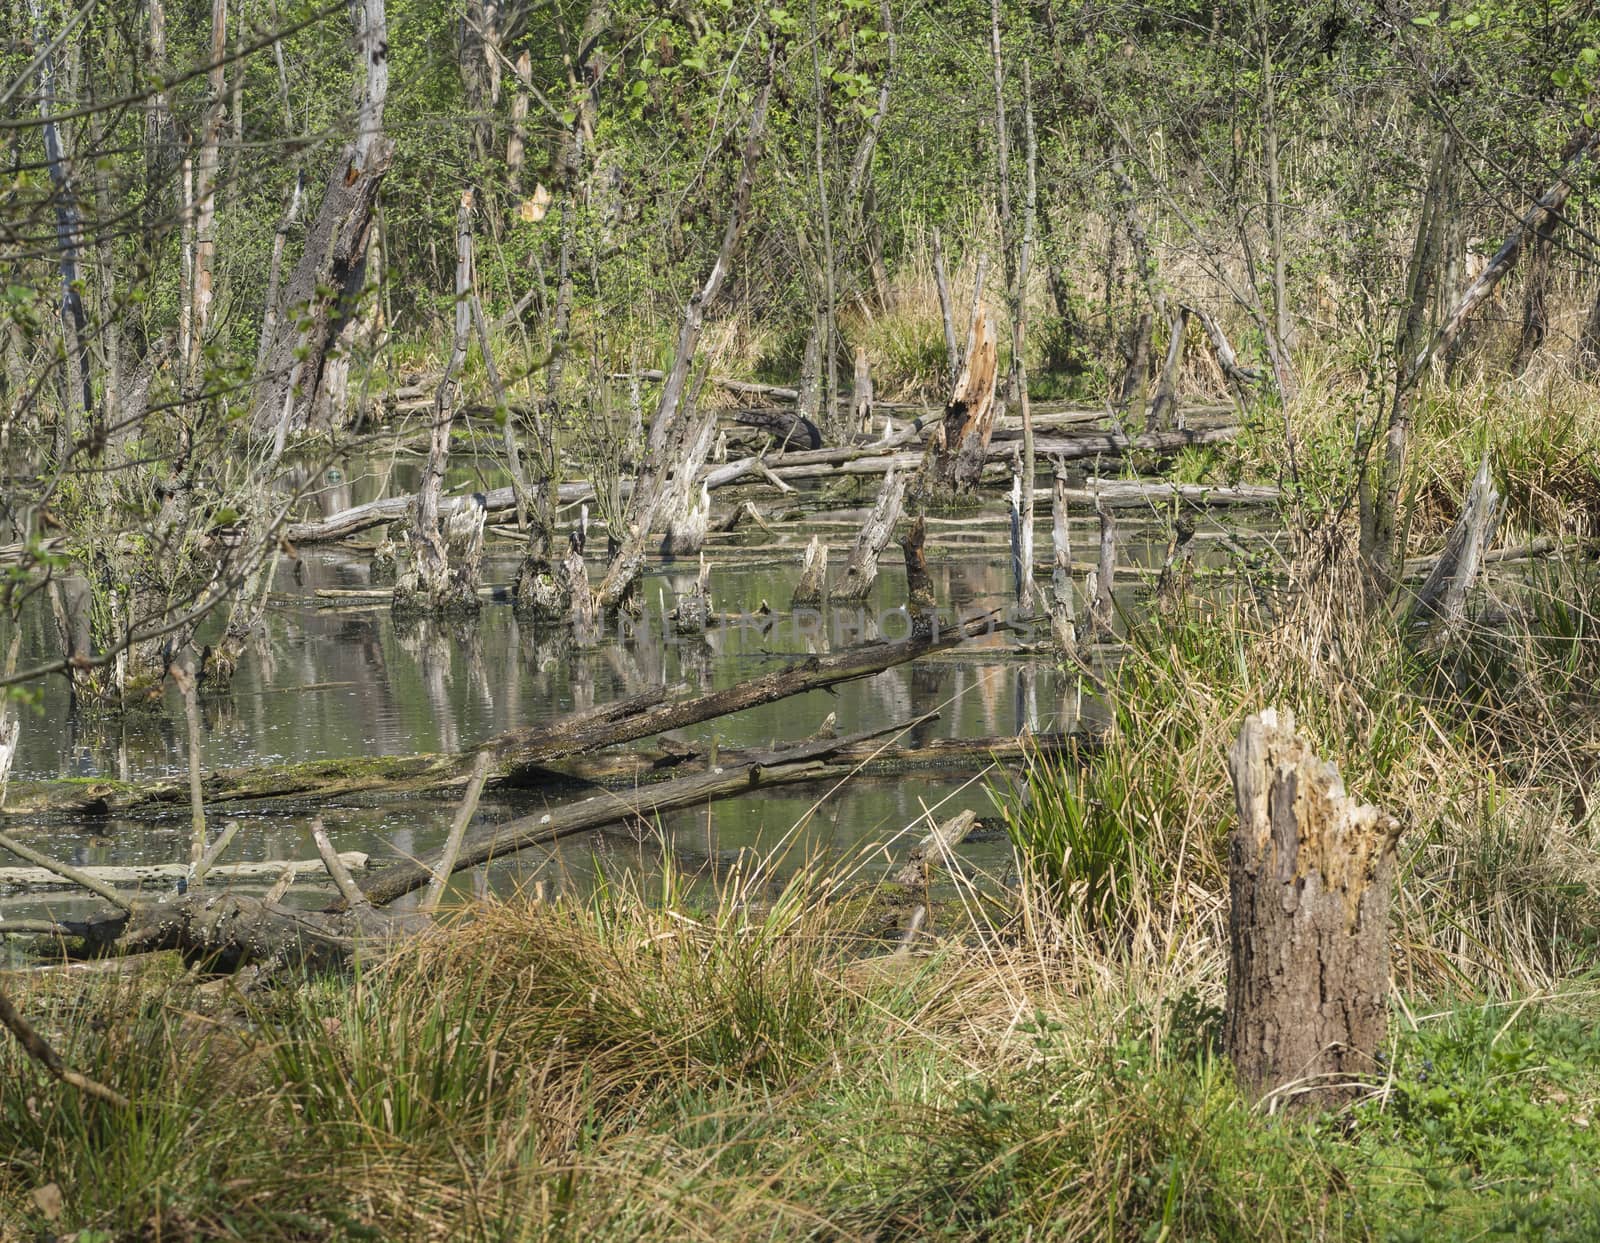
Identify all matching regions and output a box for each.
[1012,63,1039,607]
[1147,306,1191,432]
[932,227,960,383]
[395,191,479,616]
[1509,214,1556,376]
[33,0,94,450]
[191,0,228,371]
[596,54,773,611]
[810,0,841,442]
[252,0,391,437]
[1362,135,1452,595]
[1255,0,1294,366]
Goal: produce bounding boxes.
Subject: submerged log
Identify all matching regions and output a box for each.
[1225,708,1402,1111]
[9,616,1002,818]
[0,853,369,891]
[833,470,906,601]
[352,717,933,907]
[518,729,1087,790]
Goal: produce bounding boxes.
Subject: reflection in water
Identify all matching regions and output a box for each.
[3,486,1259,924]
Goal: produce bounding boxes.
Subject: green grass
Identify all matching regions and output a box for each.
[4,930,1599,1240]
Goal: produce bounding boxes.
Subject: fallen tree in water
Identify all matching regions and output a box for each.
[6,612,1008,818]
[5,705,1059,967]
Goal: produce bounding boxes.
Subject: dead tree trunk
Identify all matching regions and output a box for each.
[1187,303,1260,415]
[1049,462,1076,654]
[1147,306,1191,432]
[792,535,829,607]
[833,469,906,601]
[1407,456,1500,633]
[1079,501,1116,643]
[899,515,937,640]
[1509,213,1557,377]
[660,377,718,558]
[34,2,95,449]
[1361,135,1453,597]
[190,0,227,372]
[1573,280,1600,377]
[921,309,999,497]
[596,57,772,612]
[394,192,483,617]
[796,316,824,431]
[932,227,960,384]
[1225,709,1402,1111]
[852,345,875,434]
[251,0,391,437]
[1115,312,1153,424]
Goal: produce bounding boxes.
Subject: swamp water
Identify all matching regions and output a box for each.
[2,457,1276,929]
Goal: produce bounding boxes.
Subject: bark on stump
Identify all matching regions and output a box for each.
[1225,708,1402,1111]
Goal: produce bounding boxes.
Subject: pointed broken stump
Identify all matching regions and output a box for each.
[1225,708,1403,1112]
[925,307,999,494]
[833,469,906,601]
[1407,456,1500,633]
[674,555,713,634]
[792,535,829,607]
[899,515,938,641]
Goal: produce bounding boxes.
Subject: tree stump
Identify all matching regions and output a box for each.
[792,535,829,608]
[833,469,905,602]
[899,515,937,641]
[1225,709,1402,1111]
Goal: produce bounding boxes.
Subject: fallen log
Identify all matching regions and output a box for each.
[517,729,1088,789]
[1032,479,1280,508]
[281,426,1242,546]
[352,717,939,907]
[7,615,1003,818]
[0,853,369,892]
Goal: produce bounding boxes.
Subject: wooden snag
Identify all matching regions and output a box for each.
[1078,501,1117,644]
[935,308,1000,492]
[674,555,713,634]
[1115,311,1154,423]
[1225,708,1402,1111]
[899,515,937,641]
[893,808,978,888]
[1049,460,1077,653]
[792,534,830,607]
[1407,456,1500,633]
[1146,305,1192,432]
[852,345,875,435]
[833,469,906,601]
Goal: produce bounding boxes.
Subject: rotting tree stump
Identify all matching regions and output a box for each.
[1225,708,1402,1112]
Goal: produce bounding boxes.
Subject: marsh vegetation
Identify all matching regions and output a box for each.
[4,0,1600,1237]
